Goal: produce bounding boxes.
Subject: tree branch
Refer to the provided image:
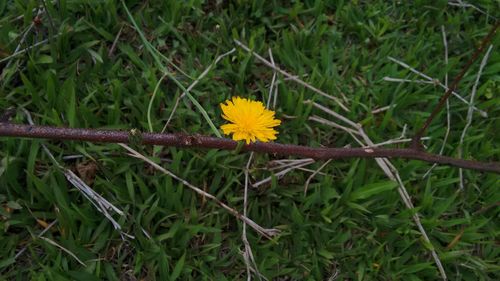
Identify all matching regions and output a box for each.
[412,21,499,147]
[1,123,498,173]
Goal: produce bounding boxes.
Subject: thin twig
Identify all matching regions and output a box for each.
[412,22,499,146]
[234,39,350,112]
[458,45,493,189]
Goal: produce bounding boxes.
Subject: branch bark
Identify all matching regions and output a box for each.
[1,123,498,173]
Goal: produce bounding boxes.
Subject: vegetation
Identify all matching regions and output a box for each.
[0,1,499,280]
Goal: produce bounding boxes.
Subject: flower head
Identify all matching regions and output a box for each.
[220,97,281,144]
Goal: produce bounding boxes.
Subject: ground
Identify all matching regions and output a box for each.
[0,1,499,280]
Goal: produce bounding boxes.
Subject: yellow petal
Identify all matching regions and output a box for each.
[219,96,281,143]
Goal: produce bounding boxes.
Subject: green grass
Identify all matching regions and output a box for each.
[1,1,499,280]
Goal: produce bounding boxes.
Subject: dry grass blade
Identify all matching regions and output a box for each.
[14,220,58,260]
[424,26,451,178]
[234,39,350,112]
[119,143,280,239]
[266,48,279,110]
[448,0,497,19]
[304,159,332,195]
[108,24,124,57]
[371,105,395,114]
[308,115,361,136]
[305,100,360,129]
[241,153,262,281]
[23,110,132,240]
[253,159,315,188]
[386,57,488,118]
[39,236,87,267]
[358,128,448,280]
[288,66,447,278]
[314,101,446,278]
[458,45,493,189]
[161,48,236,133]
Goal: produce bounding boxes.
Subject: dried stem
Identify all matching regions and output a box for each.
[458,45,493,189]
[241,153,262,280]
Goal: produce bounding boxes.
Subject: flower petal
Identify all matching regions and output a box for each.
[219,96,281,143]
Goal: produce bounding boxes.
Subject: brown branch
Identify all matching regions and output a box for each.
[1,123,499,173]
[412,21,499,147]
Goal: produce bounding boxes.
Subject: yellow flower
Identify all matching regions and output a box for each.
[220,96,281,144]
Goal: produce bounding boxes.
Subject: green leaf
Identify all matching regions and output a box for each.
[62,78,77,127]
[0,257,15,269]
[170,252,186,281]
[350,181,398,200]
[36,55,54,64]
[87,49,103,64]
[6,201,22,210]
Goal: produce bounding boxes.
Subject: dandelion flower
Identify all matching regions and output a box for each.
[220,96,281,144]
